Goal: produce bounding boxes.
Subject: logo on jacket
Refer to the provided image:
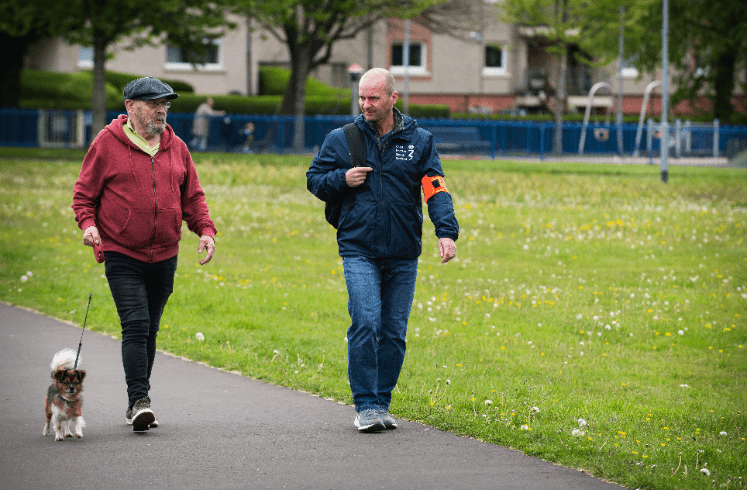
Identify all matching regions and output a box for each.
[395,145,415,161]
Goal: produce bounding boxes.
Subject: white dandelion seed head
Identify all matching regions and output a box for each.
[531,406,540,413]
[678,330,684,335]
[20,275,28,282]
[719,431,727,437]
[195,332,205,341]
[571,428,585,437]
[578,418,587,427]
[485,400,493,406]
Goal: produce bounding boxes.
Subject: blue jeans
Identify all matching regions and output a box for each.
[104,251,177,409]
[342,256,418,412]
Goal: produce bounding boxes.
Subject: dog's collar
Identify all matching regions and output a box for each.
[57,393,73,402]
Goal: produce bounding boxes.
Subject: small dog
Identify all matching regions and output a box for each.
[43,349,86,441]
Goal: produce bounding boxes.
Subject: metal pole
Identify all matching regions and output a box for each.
[403,20,410,116]
[660,0,669,183]
[617,6,624,156]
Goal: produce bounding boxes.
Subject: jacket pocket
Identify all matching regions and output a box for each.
[388,202,423,257]
[153,207,182,248]
[100,205,153,250]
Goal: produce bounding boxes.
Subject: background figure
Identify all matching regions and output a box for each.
[242,122,255,153]
[190,98,225,151]
[72,76,217,432]
[307,68,459,433]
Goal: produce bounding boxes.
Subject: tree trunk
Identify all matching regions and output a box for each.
[0,33,33,108]
[552,51,567,155]
[90,36,108,143]
[712,50,736,124]
[551,0,568,155]
[279,43,311,150]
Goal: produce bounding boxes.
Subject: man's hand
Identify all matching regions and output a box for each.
[345,167,373,187]
[198,235,215,265]
[438,237,457,264]
[83,226,100,247]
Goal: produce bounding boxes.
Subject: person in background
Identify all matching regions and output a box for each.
[306,68,459,432]
[190,97,225,151]
[72,76,217,432]
[242,122,255,153]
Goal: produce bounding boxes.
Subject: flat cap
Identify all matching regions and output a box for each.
[123,76,179,101]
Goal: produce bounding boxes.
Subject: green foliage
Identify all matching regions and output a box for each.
[259,65,344,97]
[103,71,194,94]
[18,70,193,111]
[396,101,451,119]
[20,70,120,110]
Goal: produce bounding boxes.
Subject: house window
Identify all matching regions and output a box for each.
[390,42,426,74]
[483,44,506,76]
[78,46,94,68]
[166,39,222,70]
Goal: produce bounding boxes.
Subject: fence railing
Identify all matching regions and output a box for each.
[2,108,746,160]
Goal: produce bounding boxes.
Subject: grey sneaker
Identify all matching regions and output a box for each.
[378,410,397,430]
[126,397,155,432]
[354,409,386,432]
[126,411,158,428]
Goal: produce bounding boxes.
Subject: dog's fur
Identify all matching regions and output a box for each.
[43,349,86,441]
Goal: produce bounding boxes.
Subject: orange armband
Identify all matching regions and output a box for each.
[421,175,449,203]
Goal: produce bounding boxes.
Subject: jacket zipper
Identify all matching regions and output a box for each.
[149,154,157,263]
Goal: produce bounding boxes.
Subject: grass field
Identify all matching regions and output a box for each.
[1,149,745,489]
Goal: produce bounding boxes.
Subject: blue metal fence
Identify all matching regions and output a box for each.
[2,107,746,159]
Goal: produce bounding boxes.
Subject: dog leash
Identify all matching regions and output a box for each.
[74,249,102,370]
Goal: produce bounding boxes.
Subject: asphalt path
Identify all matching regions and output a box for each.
[0,302,623,490]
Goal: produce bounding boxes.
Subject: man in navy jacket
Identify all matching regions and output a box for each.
[307,68,459,432]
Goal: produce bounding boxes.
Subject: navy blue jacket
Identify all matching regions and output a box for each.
[307,110,459,259]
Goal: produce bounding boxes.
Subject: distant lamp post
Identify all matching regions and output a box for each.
[348,63,364,116]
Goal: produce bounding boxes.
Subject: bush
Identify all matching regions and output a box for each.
[396,101,450,119]
[20,70,120,110]
[104,71,195,95]
[19,70,192,111]
[259,65,344,97]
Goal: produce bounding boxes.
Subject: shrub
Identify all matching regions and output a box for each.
[104,71,195,94]
[20,70,120,110]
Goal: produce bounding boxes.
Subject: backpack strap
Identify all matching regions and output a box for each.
[343,122,366,168]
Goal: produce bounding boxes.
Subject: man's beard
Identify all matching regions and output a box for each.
[146,117,166,136]
[132,107,166,136]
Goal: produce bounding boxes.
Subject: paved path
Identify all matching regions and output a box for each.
[0,302,623,490]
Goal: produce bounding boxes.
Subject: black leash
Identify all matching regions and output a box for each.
[74,260,100,370]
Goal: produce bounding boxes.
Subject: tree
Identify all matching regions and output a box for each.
[0,1,60,108]
[500,0,650,153]
[59,0,235,138]
[628,0,747,123]
[1,0,234,137]
[233,0,468,149]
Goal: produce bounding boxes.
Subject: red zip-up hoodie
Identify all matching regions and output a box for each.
[73,115,217,263]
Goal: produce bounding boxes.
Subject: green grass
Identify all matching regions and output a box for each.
[1,149,746,490]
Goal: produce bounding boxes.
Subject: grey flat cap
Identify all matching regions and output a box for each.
[123,77,179,101]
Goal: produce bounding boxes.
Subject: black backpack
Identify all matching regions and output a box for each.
[325,122,366,228]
